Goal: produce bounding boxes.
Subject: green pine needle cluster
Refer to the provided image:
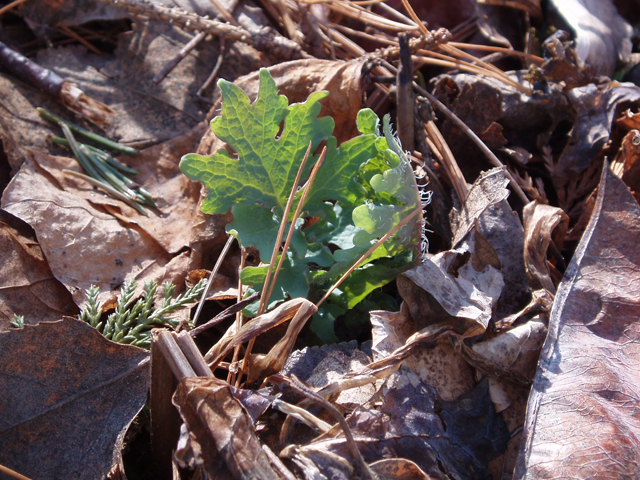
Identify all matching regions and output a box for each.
[79,278,207,348]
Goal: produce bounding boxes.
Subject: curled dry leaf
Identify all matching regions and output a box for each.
[515,163,640,478]
[172,376,284,480]
[471,317,547,390]
[451,167,510,246]
[399,229,504,338]
[554,84,640,214]
[548,0,632,77]
[612,128,640,202]
[371,307,475,402]
[0,318,149,480]
[476,199,530,317]
[204,298,317,384]
[0,210,77,329]
[522,201,569,293]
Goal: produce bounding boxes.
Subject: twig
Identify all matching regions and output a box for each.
[0,42,114,128]
[153,31,207,84]
[281,375,376,480]
[396,33,414,151]
[97,0,309,60]
[197,35,226,101]
[230,247,247,386]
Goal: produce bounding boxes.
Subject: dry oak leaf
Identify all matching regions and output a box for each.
[515,162,640,479]
[0,318,149,480]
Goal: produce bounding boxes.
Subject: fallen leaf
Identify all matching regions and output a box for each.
[399,229,505,338]
[522,201,569,293]
[554,83,640,214]
[371,306,476,402]
[172,376,283,479]
[548,0,632,77]
[1,151,189,306]
[515,163,640,478]
[287,373,509,480]
[612,128,640,201]
[0,210,77,330]
[477,199,531,318]
[0,317,149,480]
[451,167,510,247]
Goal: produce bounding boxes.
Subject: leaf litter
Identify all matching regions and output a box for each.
[1,1,640,479]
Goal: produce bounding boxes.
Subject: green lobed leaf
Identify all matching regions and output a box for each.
[180,69,334,215]
[181,70,424,338]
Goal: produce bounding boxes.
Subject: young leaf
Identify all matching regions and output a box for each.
[180,69,334,215]
[180,68,424,342]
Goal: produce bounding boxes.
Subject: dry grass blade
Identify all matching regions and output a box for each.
[0,463,32,480]
[0,0,29,16]
[449,41,544,63]
[191,234,236,326]
[320,0,418,31]
[257,141,314,316]
[264,146,327,308]
[424,120,469,202]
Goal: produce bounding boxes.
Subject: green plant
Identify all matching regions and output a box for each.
[79,279,206,348]
[180,69,422,342]
[10,314,24,329]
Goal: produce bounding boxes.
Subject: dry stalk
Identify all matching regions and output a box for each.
[264,146,327,308]
[317,204,425,308]
[240,143,317,383]
[258,142,314,316]
[424,121,469,203]
[191,234,236,326]
[97,0,309,60]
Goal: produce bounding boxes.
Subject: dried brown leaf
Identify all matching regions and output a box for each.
[371,307,475,401]
[172,376,282,480]
[451,167,510,247]
[555,84,640,213]
[515,163,640,478]
[399,229,505,338]
[0,318,149,480]
[522,201,569,293]
[1,150,192,306]
[0,210,77,329]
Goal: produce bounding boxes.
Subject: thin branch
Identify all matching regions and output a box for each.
[97,0,309,60]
